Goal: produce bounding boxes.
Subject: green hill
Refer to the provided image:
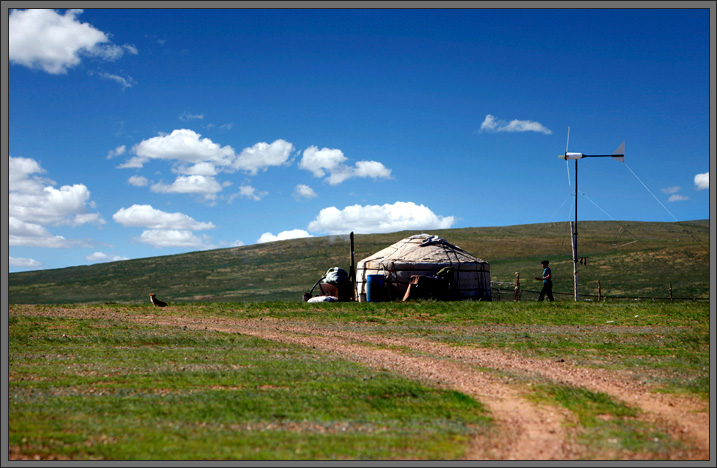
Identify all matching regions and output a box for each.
[8,220,710,304]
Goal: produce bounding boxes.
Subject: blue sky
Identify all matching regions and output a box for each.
[7,7,712,272]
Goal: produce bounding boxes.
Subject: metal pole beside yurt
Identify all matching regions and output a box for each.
[355,234,491,301]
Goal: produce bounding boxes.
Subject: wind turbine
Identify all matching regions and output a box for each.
[558,128,625,301]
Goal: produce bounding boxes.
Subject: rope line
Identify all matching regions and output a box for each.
[624,163,678,222]
[624,163,708,254]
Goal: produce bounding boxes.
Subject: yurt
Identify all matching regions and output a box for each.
[355,234,491,301]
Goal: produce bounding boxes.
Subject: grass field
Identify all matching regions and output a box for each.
[8,220,710,304]
[8,300,710,461]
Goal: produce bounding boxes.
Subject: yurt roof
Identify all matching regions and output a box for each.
[357,234,487,266]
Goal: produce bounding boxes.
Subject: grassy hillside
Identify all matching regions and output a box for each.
[8,220,710,304]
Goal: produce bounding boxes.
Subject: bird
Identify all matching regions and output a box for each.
[149,293,167,307]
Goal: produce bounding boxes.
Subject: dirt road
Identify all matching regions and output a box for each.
[11,306,710,460]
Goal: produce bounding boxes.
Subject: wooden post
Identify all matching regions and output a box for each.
[597,280,602,302]
[514,272,520,301]
[669,283,673,302]
[349,232,356,301]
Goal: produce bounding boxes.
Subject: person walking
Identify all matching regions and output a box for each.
[535,260,554,301]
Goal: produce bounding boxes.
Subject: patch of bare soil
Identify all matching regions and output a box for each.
[10,306,710,460]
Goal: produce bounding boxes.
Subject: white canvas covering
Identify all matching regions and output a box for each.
[355,234,491,300]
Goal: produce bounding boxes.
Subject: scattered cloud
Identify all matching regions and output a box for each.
[175,162,219,176]
[179,112,204,121]
[9,9,137,74]
[9,257,42,268]
[86,251,129,263]
[131,129,236,167]
[694,172,709,190]
[232,139,295,175]
[121,129,294,201]
[9,156,104,247]
[238,184,268,201]
[660,186,680,194]
[91,71,136,90]
[138,229,213,249]
[113,204,215,231]
[479,114,552,134]
[151,175,227,201]
[106,145,126,159]
[113,204,215,249]
[299,146,392,185]
[257,229,313,244]
[294,184,318,200]
[307,201,455,235]
[9,217,74,248]
[128,175,149,187]
[668,194,689,202]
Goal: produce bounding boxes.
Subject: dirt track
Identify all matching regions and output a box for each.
[11,306,710,460]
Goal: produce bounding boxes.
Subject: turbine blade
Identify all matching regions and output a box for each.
[565,126,570,154]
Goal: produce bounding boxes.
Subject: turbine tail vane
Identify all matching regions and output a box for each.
[612,141,625,162]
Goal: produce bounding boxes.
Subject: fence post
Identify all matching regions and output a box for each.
[514,272,520,301]
[669,283,673,302]
[597,280,602,302]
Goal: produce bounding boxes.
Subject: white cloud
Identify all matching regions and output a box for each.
[179,112,204,121]
[132,129,236,167]
[294,184,318,200]
[117,156,147,169]
[112,204,215,230]
[299,146,392,185]
[114,204,216,249]
[354,160,392,179]
[125,130,294,201]
[257,229,313,244]
[106,145,126,159]
[9,156,49,193]
[86,251,129,263]
[93,71,135,89]
[694,172,709,190]
[9,156,104,247]
[9,9,136,74]
[668,194,689,202]
[128,175,149,187]
[176,162,218,176]
[238,184,268,201]
[299,146,347,178]
[479,114,552,134]
[9,184,104,226]
[9,217,70,248]
[151,175,226,200]
[138,229,212,248]
[232,139,295,175]
[307,201,455,235]
[9,257,42,268]
[660,186,680,194]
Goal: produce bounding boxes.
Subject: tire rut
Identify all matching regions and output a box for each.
[12,306,708,460]
[141,315,580,459]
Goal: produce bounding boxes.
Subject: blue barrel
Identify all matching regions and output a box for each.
[366,274,385,302]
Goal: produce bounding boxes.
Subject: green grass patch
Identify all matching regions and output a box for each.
[528,384,688,459]
[9,300,708,460]
[9,313,490,460]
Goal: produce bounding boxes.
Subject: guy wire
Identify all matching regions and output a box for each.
[624,163,708,254]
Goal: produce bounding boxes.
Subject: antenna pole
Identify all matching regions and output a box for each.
[559,136,623,302]
[572,159,579,302]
